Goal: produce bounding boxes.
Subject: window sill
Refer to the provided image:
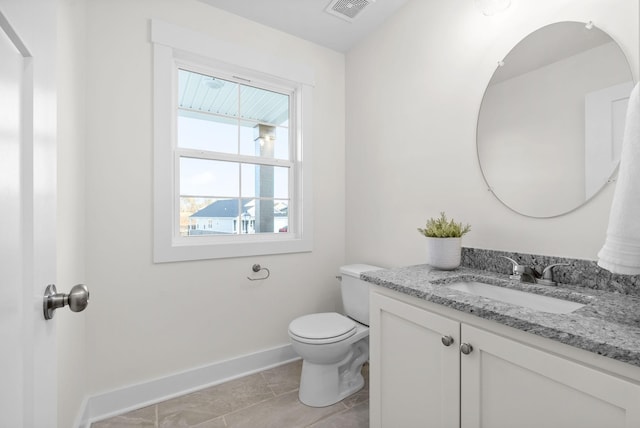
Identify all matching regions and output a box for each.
[153,234,312,263]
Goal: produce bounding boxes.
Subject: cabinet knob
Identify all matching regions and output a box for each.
[441,335,454,347]
[460,343,473,355]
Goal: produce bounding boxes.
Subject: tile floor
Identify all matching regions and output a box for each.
[91,360,369,428]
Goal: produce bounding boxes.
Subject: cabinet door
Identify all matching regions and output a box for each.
[461,324,640,428]
[370,292,460,428]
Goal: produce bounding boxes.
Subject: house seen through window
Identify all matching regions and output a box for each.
[177,69,292,237]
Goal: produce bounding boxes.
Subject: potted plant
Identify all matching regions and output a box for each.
[417,212,471,270]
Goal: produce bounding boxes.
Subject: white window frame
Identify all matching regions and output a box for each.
[152,20,314,262]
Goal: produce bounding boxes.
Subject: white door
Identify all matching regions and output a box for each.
[0,0,58,426]
[369,292,460,428]
[461,324,640,428]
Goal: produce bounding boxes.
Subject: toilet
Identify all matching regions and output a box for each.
[288,264,381,407]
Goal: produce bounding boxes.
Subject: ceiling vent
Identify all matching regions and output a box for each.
[325,0,375,22]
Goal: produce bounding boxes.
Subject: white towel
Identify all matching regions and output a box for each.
[598,82,640,275]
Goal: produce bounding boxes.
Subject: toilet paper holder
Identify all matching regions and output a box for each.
[247,264,270,281]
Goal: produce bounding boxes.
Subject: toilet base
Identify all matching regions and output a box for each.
[298,340,368,407]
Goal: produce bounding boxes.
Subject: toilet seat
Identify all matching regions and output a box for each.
[288,312,356,345]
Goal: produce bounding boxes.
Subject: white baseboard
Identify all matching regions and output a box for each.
[76,343,297,427]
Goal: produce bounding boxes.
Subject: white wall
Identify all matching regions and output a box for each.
[345,0,639,266]
[82,0,345,397]
[57,0,88,426]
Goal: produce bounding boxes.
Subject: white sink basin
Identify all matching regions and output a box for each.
[449,281,585,314]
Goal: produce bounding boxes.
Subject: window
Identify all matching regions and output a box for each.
[152,20,314,262]
[177,68,292,237]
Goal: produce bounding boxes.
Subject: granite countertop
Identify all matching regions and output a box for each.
[361,264,640,368]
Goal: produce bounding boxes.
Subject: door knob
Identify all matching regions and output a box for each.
[43,284,90,320]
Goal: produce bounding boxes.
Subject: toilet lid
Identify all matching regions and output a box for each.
[288,312,356,344]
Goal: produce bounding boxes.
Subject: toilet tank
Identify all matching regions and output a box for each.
[340,264,382,326]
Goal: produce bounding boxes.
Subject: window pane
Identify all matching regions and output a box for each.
[179,197,214,236]
[274,126,289,160]
[180,157,239,198]
[178,69,238,117]
[274,200,289,233]
[246,199,289,234]
[239,120,259,157]
[183,198,245,236]
[239,122,289,160]
[240,85,289,126]
[178,111,238,153]
[274,167,289,199]
[241,164,289,199]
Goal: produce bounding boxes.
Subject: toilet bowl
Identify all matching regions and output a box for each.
[288,264,381,407]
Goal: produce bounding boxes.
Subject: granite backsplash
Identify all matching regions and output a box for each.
[461,247,640,296]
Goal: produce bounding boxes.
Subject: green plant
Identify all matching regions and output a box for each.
[417,212,471,238]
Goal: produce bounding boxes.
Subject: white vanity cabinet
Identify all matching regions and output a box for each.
[369,291,461,428]
[370,290,640,428]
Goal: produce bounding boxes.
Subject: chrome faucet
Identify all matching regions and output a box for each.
[536,263,570,286]
[500,256,570,286]
[500,256,539,283]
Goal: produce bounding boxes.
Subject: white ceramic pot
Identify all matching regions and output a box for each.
[426,237,462,270]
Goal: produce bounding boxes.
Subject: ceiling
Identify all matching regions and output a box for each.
[198,0,411,52]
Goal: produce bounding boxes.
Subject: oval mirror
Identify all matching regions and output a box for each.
[477,21,635,218]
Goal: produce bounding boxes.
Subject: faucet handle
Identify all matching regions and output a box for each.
[538,263,570,286]
[499,256,525,278]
